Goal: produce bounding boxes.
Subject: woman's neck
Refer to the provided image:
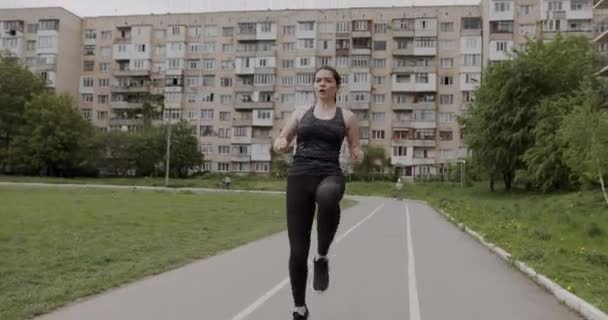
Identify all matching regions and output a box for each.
[316,99,336,110]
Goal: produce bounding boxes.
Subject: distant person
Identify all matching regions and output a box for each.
[395,177,404,198]
[223,176,231,189]
[273,66,364,320]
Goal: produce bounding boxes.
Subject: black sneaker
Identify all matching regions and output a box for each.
[292,306,309,320]
[313,256,329,292]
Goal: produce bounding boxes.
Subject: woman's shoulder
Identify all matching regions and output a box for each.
[339,107,355,127]
[294,105,312,122]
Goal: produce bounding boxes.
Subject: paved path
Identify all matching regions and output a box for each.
[10,183,580,320]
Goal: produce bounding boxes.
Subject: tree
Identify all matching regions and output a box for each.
[129,128,164,176]
[94,131,135,176]
[461,35,597,191]
[11,92,96,176]
[353,144,391,181]
[516,96,579,191]
[558,80,608,206]
[0,53,46,172]
[160,121,203,178]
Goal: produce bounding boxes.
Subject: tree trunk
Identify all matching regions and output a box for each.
[489,173,495,192]
[596,158,608,206]
[503,171,513,191]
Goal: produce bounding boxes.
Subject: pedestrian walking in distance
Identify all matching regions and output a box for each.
[273,66,364,320]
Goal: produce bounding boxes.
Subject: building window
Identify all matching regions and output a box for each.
[462,17,481,30]
[219,112,231,121]
[336,22,349,33]
[440,22,454,32]
[373,41,386,51]
[371,130,385,139]
[283,25,295,35]
[373,23,387,33]
[441,76,453,86]
[217,162,230,172]
[494,1,512,12]
[439,94,453,105]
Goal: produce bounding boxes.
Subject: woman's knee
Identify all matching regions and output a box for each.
[315,176,345,204]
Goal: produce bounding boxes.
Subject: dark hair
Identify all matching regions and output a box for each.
[314,66,341,102]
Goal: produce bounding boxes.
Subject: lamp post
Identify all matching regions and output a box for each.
[460,159,467,188]
[165,113,172,187]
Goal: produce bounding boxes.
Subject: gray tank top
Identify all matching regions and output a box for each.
[289,105,346,176]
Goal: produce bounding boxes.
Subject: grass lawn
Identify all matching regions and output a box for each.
[404,182,608,313]
[0,187,356,320]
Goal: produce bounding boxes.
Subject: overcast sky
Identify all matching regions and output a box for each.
[1,0,479,17]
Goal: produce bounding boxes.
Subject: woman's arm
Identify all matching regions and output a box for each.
[343,109,364,161]
[273,108,303,153]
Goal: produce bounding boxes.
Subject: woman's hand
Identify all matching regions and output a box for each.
[351,148,364,161]
[273,137,289,153]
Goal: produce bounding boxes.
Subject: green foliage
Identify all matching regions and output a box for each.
[96,122,203,177]
[11,92,96,176]
[462,35,598,191]
[558,79,608,204]
[0,53,46,171]
[161,122,203,178]
[352,144,393,181]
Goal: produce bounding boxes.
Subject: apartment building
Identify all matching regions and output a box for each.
[0,7,82,98]
[481,0,596,66]
[75,6,483,178]
[0,1,603,179]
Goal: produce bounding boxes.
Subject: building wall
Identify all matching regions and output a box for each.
[0,7,82,99]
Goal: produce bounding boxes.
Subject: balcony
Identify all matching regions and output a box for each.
[235,83,254,91]
[234,101,273,110]
[114,37,131,44]
[392,29,415,38]
[392,47,415,55]
[231,135,252,144]
[336,48,350,56]
[410,120,437,129]
[392,120,411,128]
[412,102,435,110]
[36,63,57,72]
[415,29,437,37]
[413,46,437,56]
[113,69,150,77]
[111,101,144,109]
[230,154,252,162]
[412,158,436,165]
[254,84,275,92]
[235,32,257,41]
[392,65,434,73]
[232,117,252,126]
[392,103,414,110]
[111,85,150,93]
[392,74,437,92]
[109,118,143,126]
[412,139,436,147]
[351,47,371,55]
[252,136,272,144]
[461,28,482,36]
[350,101,370,110]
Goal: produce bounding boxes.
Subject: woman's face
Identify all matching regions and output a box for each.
[314,69,339,101]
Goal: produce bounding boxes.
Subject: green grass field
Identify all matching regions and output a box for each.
[0,186,354,320]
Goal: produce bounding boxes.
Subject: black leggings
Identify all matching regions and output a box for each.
[286,175,346,307]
